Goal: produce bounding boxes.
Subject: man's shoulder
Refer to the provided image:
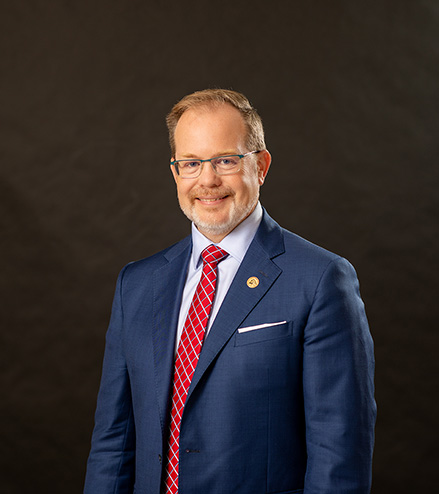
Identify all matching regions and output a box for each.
[281,227,340,263]
[266,224,362,298]
[259,211,342,265]
[278,226,355,280]
[120,235,192,280]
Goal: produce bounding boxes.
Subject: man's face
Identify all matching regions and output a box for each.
[171,104,271,243]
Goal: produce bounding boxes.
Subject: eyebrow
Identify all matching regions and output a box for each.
[178,151,240,159]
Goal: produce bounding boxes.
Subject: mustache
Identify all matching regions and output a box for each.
[189,187,235,200]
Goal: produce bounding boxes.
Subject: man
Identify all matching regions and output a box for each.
[84,89,376,494]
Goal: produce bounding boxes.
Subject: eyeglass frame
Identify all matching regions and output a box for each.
[170,150,262,178]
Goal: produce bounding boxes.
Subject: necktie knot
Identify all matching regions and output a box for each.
[202,244,228,265]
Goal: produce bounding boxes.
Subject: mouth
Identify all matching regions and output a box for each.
[189,187,234,207]
[196,195,228,203]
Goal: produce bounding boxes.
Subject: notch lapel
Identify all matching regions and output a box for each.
[152,237,191,432]
[187,212,285,401]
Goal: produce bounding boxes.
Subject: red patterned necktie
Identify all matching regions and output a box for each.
[164,244,228,494]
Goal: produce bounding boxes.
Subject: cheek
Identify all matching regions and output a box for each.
[237,171,260,197]
[176,182,191,201]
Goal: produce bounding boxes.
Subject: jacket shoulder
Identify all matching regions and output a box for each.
[260,209,341,264]
[281,227,341,264]
[120,235,191,281]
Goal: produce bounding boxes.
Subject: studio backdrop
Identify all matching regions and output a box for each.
[1,1,438,492]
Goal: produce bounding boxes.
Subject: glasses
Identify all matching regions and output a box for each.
[171,150,261,179]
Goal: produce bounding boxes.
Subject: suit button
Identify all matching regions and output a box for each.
[158,454,162,464]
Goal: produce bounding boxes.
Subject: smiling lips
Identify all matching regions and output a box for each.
[197,196,228,203]
[190,188,233,204]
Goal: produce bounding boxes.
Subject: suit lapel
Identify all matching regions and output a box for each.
[187,212,285,401]
[152,237,191,432]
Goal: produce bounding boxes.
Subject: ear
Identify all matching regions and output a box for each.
[170,162,178,184]
[256,150,271,185]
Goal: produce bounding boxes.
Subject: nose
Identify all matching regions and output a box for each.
[197,161,222,186]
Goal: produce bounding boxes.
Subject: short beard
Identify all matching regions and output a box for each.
[179,189,258,239]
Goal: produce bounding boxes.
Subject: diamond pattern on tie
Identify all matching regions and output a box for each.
[164,244,228,494]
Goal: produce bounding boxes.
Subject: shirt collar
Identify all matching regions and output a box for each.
[191,202,263,269]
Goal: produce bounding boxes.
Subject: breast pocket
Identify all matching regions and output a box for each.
[234,320,293,346]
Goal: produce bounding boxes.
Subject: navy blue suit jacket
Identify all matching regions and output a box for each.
[84,211,376,494]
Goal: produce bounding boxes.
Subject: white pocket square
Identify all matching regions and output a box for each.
[238,321,287,333]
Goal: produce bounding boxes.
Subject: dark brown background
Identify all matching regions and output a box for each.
[1,1,438,492]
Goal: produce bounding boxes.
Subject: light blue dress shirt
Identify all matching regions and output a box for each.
[174,202,263,349]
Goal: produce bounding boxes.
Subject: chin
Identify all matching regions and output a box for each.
[180,201,256,239]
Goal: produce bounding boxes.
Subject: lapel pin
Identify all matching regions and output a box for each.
[247,276,260,288]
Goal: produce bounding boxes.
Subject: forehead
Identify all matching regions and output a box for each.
[174,104,247,156]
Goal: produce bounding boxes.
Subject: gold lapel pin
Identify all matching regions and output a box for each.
[246,276,260,288]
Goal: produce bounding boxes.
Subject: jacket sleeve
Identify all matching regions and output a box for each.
[84,265,135,494]
[302,257,376,493]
